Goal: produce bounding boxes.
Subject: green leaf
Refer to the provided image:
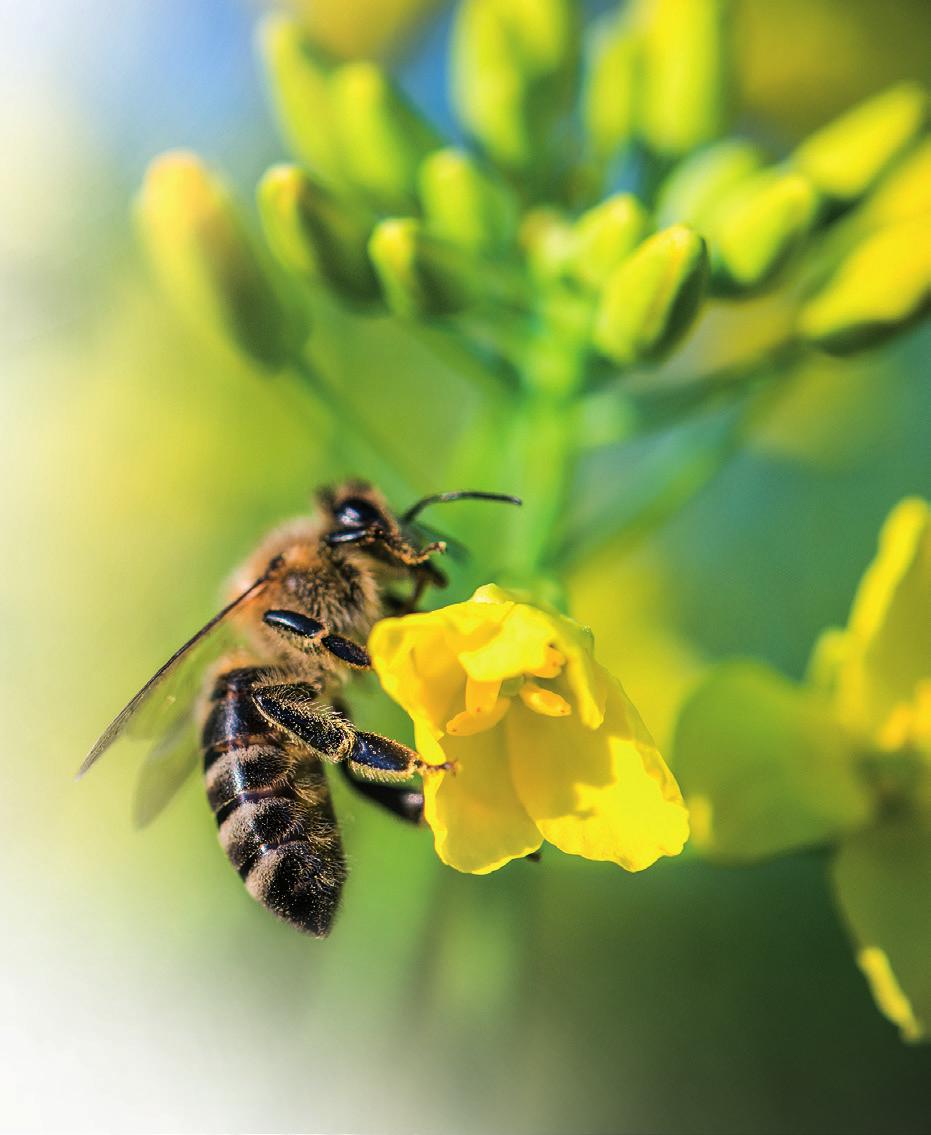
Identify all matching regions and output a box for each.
[672,660,871,861]
[793,82,928,205]
[593,225,708,366]
[798,218,931,354]
[832,817,931,1042]
[257,164,380,306]
[136,151,300,371]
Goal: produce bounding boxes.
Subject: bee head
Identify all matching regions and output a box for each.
[318,482,521,570]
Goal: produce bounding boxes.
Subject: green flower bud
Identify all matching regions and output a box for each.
[368,218,479,319]
[793,82,928,205]
[798,219,931,354]
[257,164,380,306]
[568,193,650,291]
[519,208,576,283]
[258,15,344,190]
[137,151,299,371]
[328,62,439,214]
[582,11,640,163]
[418,148,519,256]
[593,225,708,366]
[710,170,818,291]
[451,0,579,175]
[655,138,762,230]
[637,0,731,158]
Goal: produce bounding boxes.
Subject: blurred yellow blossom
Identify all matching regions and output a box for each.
[674,498,931,1041]
[369,584,689,874]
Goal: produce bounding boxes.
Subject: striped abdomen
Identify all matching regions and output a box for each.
[201,667,346,937]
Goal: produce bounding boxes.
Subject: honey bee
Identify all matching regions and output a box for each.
[80,482,520,937]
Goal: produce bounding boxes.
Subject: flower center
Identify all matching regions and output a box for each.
[445,645,572,736]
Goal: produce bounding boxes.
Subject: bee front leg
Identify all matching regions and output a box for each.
[263,609,371,669]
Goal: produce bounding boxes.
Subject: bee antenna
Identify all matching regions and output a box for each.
[401,491,522,525]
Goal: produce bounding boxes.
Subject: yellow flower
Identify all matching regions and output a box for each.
[369,584,690,874]
[820,497,931,751]
[674,497,931,1041]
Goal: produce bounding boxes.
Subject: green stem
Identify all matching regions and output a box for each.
[288,352,417,501]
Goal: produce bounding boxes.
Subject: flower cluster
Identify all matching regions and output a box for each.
[673,498,931,1041]
[369,584,689,874]
[136,0,929,393]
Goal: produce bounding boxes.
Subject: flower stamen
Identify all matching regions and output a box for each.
[465,676,503,715]
[519,682,572,717]
[446,698,511,736]
[528,645,566,679]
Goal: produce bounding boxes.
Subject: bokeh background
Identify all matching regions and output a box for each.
[1,2,929,1132]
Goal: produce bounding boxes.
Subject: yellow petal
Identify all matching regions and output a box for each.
[416,721,542,874]
[465,676,502,715]
[446,698,511,736]
[527,645,566,679]
[369,600,509,735]
[835,497,931,741]
[519,682,571,717]
[509,677,689,871]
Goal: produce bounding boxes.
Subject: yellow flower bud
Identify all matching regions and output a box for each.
[593,225,708,366]
[136,151,299,371]
[418,148,519,256]
[859,139,931,231]
[368,218,478,318]
[257,164,380,306]
[258,15,345,190]
[581,11,640,162]
[711,170,818,291]
[637,0,731,158]
[793,82,927,205]
[798,218,931,353]
[328,62,439,215]
[451,0,579,174]
[567,192,650,291]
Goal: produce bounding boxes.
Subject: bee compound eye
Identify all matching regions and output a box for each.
[335,497,383,529]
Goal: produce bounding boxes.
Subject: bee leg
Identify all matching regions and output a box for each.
[263,609,371,670]
[328,698,424,823]
[253,683,354,762]
[337,761,424,824]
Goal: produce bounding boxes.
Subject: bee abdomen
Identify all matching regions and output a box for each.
[202,670,346,937]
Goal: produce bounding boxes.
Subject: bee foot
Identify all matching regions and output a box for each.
[415,758,457,776]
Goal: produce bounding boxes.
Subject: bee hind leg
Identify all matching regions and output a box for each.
[338,761,424,824]
[254,684,450,781]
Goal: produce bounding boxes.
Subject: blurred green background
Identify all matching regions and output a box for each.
[1,2,929,1132]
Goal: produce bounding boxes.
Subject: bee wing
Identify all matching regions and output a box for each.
[122,622,235,743]
[131,713,201,829]
[78,569,272,778]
